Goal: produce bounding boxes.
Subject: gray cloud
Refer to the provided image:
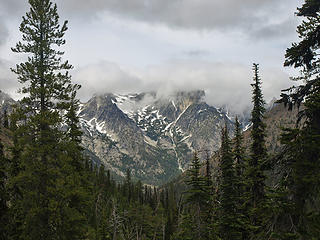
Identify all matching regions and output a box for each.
[0,0,299,109]
[183,50,211,58]
[53,0,300,34]
[73,60,292,113]
[0,0,300,40]
[0,11,18,98]
[0,59,20,99]
[251,18,298,40]
[0,0,27,16]
[0,16,9,46]
[73,61,142,100]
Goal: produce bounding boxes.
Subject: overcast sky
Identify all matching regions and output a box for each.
[0,0,303,113]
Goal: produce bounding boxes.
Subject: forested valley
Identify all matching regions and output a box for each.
[0,0,320,239]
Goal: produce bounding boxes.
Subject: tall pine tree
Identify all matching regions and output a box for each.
[177,152,208,240]
[10,0,88,239]
[246,63,268,238]
[233,117,249,239]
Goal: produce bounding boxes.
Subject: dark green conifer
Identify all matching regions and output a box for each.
[185,152,207,205]
[250,63,267,202]
[10,0,88,239]
[177,152,208,239]
[125,168,132,203]
[233,117,245,182]
[204,150,212,188]
[7,110,24,240]
[276,0,320,238]
[3,110,9,129]
[233,117,250,239]
[246,63,268,238]
[219,125,242,240]
[0,137,8,240]
[202,150,214,238]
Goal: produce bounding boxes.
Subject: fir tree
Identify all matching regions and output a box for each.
[276,0,320,238]
[233,117,245,182]
[3,110,9,129]
[219,125,242,240]
[204,150,212,188]
[185,152,207,206]
[0,137,8,240]
[10,0,88,239]
[7,110,24,240]
[125,168,132,203]
[203,150,213,238]
[250,63,267,202]
[58,87,91,239]
[233,117,250,239]
[165,183,178,240]
[246,63,268,238]
[178,152,208,240]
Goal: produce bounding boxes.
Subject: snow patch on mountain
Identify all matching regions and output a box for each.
[113,94,137,116]
[243,122,253,132]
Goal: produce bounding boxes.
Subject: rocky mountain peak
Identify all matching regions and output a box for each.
[0,90,15,115]
[78,90,242,185]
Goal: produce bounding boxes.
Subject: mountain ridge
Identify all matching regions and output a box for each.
[78,90,241,185]
[0,89,249,185]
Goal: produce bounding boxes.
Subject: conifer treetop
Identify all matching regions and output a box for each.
[11,0,74,110]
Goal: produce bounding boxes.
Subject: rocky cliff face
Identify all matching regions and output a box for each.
[0,90,15,115]
[78,90,238,185]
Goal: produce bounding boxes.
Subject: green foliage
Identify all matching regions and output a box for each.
[185,152,208,205]
[3,110,9,129]
[218,126,242,240]
[233,118,250,239]
[85,164,170,240]
[3,0,319,239]
[0,137,8,240]
[175,152,211,240]
[274,0,320,238]
[244,64,269,238]
[249,64,267,196]
[8,0,88,239]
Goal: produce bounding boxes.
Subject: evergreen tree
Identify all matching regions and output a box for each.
[203,150,213,238]
[210,161,222,240]
[219,125,242,240]
[250,63,267,203]
[185,152,207,206]
[10,0,88,239]
[233,117,250,239]
[125,168,132,203]
[3,110,9,129]
[233,117,245,183]
[165,183,178,240]
[276,0,320,238]
[177,152,208,239]
[58,88,91,239]
[246,63,268,238]
[0,137,8,240]
[65,87,83,148]
[7,110,24,240]
[204,150,212,188]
